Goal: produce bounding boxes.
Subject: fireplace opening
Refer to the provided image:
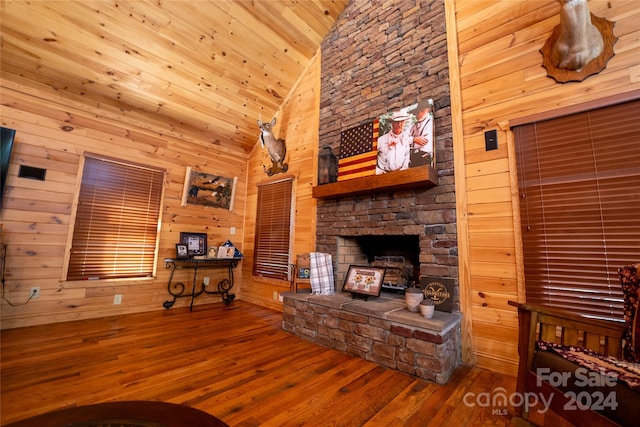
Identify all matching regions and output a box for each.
[336,235,420,293]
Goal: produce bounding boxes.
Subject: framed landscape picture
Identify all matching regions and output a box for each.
[342,265,385,298]
[181,167,238,211]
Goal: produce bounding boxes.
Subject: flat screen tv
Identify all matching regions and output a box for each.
[1,127,16,209]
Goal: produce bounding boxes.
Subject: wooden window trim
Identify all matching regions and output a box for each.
[510,90,640,127]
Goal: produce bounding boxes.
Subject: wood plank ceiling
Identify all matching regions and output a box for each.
[0,0,348,156]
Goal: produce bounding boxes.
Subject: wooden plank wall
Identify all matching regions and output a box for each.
[0,47,319,327]
[239,52,320,311]
[448,0,640,375]
[0,81,248,329]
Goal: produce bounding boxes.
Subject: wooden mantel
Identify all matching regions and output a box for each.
[312,165,438,199]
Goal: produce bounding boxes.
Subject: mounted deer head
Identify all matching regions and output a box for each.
[257,118,288,176]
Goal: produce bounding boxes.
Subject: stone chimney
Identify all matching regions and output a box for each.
[316,0,458,310]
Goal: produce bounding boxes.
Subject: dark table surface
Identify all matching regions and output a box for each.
[4,400,228,427]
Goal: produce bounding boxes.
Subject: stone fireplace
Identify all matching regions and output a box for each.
[282,0,461,384]
[315,0,458,307]
[286,181,462,383]
[317,190,459,308]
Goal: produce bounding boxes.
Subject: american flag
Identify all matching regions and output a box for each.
[337,119,379,181]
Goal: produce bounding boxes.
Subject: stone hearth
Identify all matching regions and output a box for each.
[281,292,461,384]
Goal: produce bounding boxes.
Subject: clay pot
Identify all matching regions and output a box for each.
[405,287,423,312]
[419,299,435,318]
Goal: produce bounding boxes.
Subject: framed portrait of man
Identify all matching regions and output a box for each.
[376,99,435,174]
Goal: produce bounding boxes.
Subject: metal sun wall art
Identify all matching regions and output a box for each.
[181,167,237,211]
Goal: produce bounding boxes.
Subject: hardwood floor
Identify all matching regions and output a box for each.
[2,301,534,426]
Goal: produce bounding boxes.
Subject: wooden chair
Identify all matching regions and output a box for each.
[508,300,627,427]
[291,253,312,293]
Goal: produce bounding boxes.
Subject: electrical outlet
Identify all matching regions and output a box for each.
[273,291,278,301]
[203,277,210,286]
[30,287,40,299]
[113,294,122,305]
[230,226,236,235]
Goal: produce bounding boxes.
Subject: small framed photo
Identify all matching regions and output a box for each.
[179,232,207,256]
[342,265,385,297]
[176,244,189,259]
[217,245,236,259]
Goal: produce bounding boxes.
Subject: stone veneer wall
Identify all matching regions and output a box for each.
[317,0,458,307]
[282,293,461,384]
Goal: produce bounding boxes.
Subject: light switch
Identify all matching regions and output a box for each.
[484,130,498,151]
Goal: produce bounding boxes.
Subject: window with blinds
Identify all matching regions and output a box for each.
[514,98,640,321]
[253,177,293,281]
[66,154,165,281]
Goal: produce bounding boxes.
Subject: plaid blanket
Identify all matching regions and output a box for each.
[309,252,335,295]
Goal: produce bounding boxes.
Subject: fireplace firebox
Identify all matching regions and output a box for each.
[336,235,420,293]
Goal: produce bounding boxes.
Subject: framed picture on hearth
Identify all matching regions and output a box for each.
[342,265,385,298]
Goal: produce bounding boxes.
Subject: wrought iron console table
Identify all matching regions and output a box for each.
[162,257,240,311]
